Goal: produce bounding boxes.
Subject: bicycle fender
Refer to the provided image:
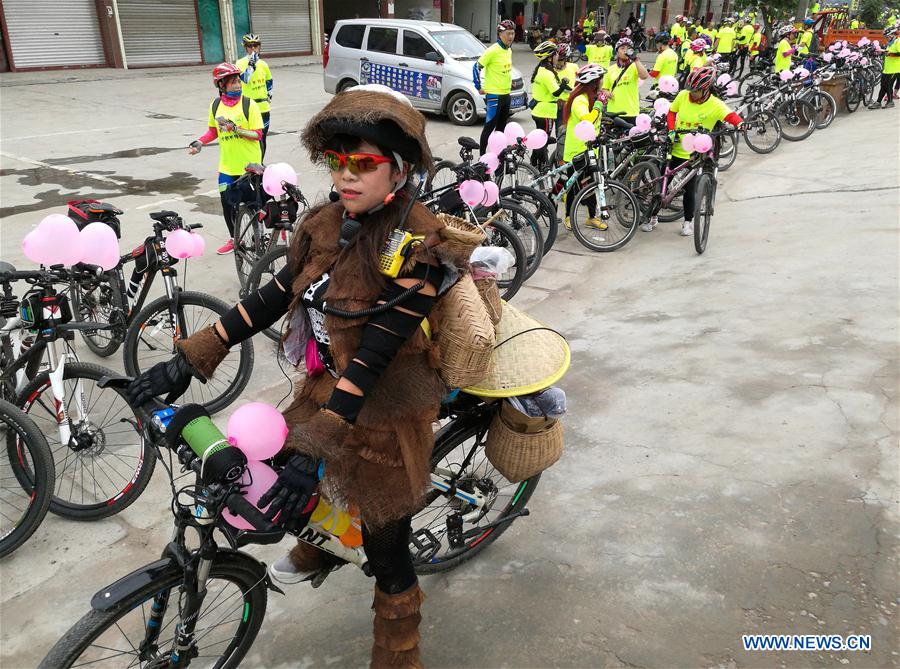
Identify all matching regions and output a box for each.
[91,558,175,611]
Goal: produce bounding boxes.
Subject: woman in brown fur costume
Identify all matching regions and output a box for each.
[127,84,472,668]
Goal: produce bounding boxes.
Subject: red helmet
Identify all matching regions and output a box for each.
[686,65,717,93]
[212,62,241,86]
[498,19,515,32]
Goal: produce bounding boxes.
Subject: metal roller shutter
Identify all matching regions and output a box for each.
[250,0,312,55]
[2,0,105,69]
[118,0,202,67]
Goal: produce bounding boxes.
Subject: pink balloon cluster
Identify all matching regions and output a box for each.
[487,130,509,155]
[653,97,671,117]
[479,152,500,174]
[634,113,652,132]
[822,52,833,62]
[693,133,713,154]
[838,48,852,58]
[262,162,298,197]
[524,128,548,150]
[458,180,500,208]
[681,133,696,153]
[658,75,680,94]
[22,214,122,270]
[573,120,598,142]
[164,229,206,259]
[226,402,289,460]
[503,122,525,144]
[857,36,870,46]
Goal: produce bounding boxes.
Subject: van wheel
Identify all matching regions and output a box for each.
[447,92,478,125]
[338,78,358,92]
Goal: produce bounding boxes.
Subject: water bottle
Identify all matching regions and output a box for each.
[165,404,246,484]
[308,497,363,547]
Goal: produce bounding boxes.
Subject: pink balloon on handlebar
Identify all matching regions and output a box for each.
[164,229,196,259]
[716,73,732,86]
[458,180,486,207]
[487,131,509,155]
[524,128,548,150]
[221,461,280,530]
[822,52,833,62]
[681,133,696,153]
[227,402,289,461]
[693,134,713,154]
[658,75,679,94]
[479,152,500,174]
[573,120,597,142]
[503,122,526,143]
[725,81,739,96]
[262,162,298,197]
[190,232,206,257]
[30,214,83,266]
[79,222,120,270]
[857,37,870,46]
[635,113,652,132]
[481,181,500,207]
[653,97,671,116]
[779,69,794,81]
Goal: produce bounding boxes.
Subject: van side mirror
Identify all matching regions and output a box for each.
[425,51,442,62]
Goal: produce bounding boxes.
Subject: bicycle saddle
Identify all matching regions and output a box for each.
[149,210,179,223]
[244,163,265,175]
[458,136,480,150]
[90,202,123,215]
[0,261,16,274]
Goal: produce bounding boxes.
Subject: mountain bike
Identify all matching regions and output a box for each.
[40,380,540,668]
[69,210,254,414]
[232,166,308,290]
[0,397,54,557]
[0,264,148,520]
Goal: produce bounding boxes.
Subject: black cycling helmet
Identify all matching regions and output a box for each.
[655,32,670,43]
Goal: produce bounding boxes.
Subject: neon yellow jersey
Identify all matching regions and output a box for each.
[810,2,820,13]
[557,62,580,102]
[531,66,561,118]
[564,93,600,162]
[669,90,732,159]
[798,29,813,54]
[208,97,263,176]
[670,23,684,41]
[752,31,763,51]
[236,56,272,113]
[684,51,707,71]
[774,38,793,72]
[716,26,736,53]
[586,44,613,69]
[884,38,900,74]
[737,24,755,46]
[602,61,640,117]
[653,48,679,78]
[478,42,513,94]
[849,19,859,29]
[583,18,595,33]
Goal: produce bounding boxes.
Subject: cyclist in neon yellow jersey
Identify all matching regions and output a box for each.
[236,34,273,160]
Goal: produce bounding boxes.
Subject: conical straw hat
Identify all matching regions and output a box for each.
[463,303,570,398]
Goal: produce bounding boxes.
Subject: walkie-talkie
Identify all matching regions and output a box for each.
[377,173,427,278]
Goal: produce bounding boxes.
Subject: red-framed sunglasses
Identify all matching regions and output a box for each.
[323,149,393,174]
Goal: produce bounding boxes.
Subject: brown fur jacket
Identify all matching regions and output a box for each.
[280,198,465,527]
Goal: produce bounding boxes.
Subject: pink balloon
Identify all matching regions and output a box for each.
[503,122,526,143]
[779,69,794,81]
[479,152,500,174]
[458,180,485,207]
[22,229,50,265]
[726,81,740,96]
[872,40,880,48]
[481,181,500,207]
[857,37,870,46]
[226,402,289,461]
[716,73,732,86]
[487,131,509,155]
[164,229,195,259]
[190,232,206,257]
[635,113,652,131]
[524,128,548,150]
[681,133,696,153]
[653,97,671,116]
[34,214,83,266]
[822,52,833,62]
[658,75,679,94]
[828,43,840,52]
[693,133,713,154]
[627,126,641,137]
[795,67,810,78]
[838,48,851,58]
[221,461,279,530]
[860,57,869,66]
[79,222,120,270]
[262,162,298,197]
[573,120,597,142]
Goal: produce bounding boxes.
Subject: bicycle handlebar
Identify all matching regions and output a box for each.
[0,263,103,285]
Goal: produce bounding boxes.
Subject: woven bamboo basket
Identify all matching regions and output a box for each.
[484,405,564,483]
[433,274,495,388]
[436,213,485,260]
[474,277,502,325]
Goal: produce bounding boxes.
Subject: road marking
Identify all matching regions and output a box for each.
[0,150,130,187]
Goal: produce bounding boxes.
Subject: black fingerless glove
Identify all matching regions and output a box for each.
[257,453,322,531]
[126,350,200,407]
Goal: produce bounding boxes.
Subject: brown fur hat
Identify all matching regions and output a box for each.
[301,85,434,175]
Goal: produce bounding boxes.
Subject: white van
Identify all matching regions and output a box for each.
[324,19,527,125]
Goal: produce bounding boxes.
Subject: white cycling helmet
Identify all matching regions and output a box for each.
[575,63,606,84]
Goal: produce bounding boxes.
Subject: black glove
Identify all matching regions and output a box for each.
[126,350,198,407]
[258,453,321,531]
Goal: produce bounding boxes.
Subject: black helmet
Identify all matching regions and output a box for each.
[655,32,670,43]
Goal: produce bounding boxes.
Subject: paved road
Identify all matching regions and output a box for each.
[1,48,898,668]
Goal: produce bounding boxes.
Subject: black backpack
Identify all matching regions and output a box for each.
[211,95,251,122]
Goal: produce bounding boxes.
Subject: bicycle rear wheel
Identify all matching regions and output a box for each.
[809,90,836,129]
[570,178,639,252]
[15,362,150,520]
[623,160,662,224]
[844,80,861,113]
[233,204,263,291]
[68,273,126,358]
[123,291,254,414]
[244,246,289,343]
[424,159,458,193]
[775,98,816,141]
[693,173,714,255]
[500,185,559,254]
[717,131,738,171]
[742,110,782,153]
[39,555,268,669]
[481,219,527,300]
[0,399,53,557]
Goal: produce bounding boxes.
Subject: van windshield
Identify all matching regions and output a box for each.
[430,31,484,60]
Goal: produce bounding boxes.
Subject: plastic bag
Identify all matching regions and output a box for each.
[507,386,567,419]
[470,246,515,280]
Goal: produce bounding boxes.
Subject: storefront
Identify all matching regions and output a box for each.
[249,0,314,55]
[117,0,203,67]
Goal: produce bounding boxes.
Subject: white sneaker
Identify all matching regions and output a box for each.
[680,221,694,236]
[268,553,318,585]
[640,220,656,232]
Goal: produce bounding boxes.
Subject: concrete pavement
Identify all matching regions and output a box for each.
[1,48,898,668]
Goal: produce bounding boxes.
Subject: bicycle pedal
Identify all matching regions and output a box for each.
[410,528,440,563]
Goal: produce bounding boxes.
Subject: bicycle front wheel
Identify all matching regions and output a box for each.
[39,556,268,669]
[483,199,543,281]
[481,218,527,300]
[244,246,289,343]
[233,204,263,291]
[775,98,816,141]
[15,362,149,520]
[0,399,54,557]
[742,110,782,154]
[499,185,559,254]
[623,160,662,224]
[570,178,639,252]
[123,291,254,414]
[809,90,836,129]
[693,173,714,255]
[717,131,738,171]
[844,80,861,113]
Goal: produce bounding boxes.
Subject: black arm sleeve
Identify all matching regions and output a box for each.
[325,262,445,423]
[552,82,569,96]
[217,264,293,346]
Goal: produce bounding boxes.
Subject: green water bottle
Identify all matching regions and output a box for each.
[165,404,246,484]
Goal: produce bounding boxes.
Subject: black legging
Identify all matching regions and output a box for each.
[219,191,237,238]
[362,515,417,594]
[877,73,898,104]
[261,111,270,161]
[479,94,512,153]
[530,115,554,168]
[669,155,696,222]
[563,168,597,220]
[735,46,749,78]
